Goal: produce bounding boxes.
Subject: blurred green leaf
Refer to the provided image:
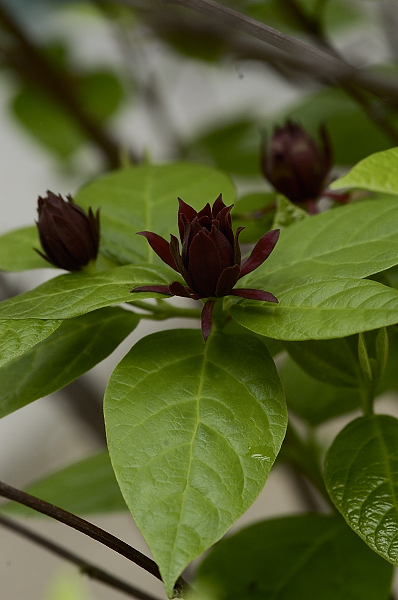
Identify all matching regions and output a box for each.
[280,354,362,425]
[1,450,125,516]
[0,307,139,418]
[0,226,51,271]
[12,69,123,159]
[283,337,362,388]
[232,192,275,244]
[193,514,393,600]
[183,120,262,176]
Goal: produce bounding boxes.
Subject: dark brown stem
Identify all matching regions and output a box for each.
[0,514,162,600]
[0,1,125,169]
[128,0,398,102]
[280,0,398,144]
[0,480,191,597]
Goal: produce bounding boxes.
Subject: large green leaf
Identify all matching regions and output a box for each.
[193,514,393,600]
[324,415,398,567]
[0,319,61,368]
[279,355,362,426]
[0,307,139,418]
[243,198,398,288]
[74,163,236,265]
[330,147,398,195]
[0,264,175,320]
[231,278,398,341]
[1,450,125,516]
[283,337,362,388]
[104,329,287,596]
[0,226,51,271]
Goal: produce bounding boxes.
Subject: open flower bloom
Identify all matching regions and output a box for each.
[36,191,100,271]
[132,195,279,340]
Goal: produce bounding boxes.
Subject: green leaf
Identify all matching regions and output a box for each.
[271,194,309,230]
[330,147,398,195]
[183,120,262,177]
[75,163,236,265]
[193,514,393,600]
[0,307,139,418]
[1,450,125,516]
[12,70,123,159]
[0,264,174,320]
[244,198,398,288]
[324,415,398,567]
[0,226,51,271]
[0,319,61,368]
[279,355,362,426]
[44,570,91,600]
[232,192,275,244]
[283,337,362,388]
[231,278,398,341]
[104,329,287,596]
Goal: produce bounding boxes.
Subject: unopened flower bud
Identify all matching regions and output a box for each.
[261,121,332,204]
[36,191,100,271]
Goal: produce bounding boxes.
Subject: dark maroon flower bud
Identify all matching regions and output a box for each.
[261,121,332,205]
[36,191,100,271]
[132,194,279,341]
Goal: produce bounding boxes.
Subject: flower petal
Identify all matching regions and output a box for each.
[212,194,227,218]
[178,198,197,239]
[136,231,178,271]
[201,299,215,341]
[189,230,221,297]
[240,229,280,278]
[231,288,278,303]
[131,285,172,294]
[216,264,241,296]
[169,281,195,298]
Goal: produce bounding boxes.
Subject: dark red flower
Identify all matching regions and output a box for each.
[261,121,332,205]
[36,191,100,271]
[132,195,279,340]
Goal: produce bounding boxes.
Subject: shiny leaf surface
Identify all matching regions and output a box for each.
[0,319,61,368]
[0,308,139,418]
[330,147,398,195]
[231,278,398,341]
[0,264,175,319]
[105,329,286,595]
[325,415,398,566]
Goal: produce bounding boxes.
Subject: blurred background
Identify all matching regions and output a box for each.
[1,0,398,597]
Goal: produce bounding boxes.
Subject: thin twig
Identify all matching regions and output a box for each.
[0,480,191,597]
[279,0,398,144]
[0,1,126,169]
[120,0,398,102]
[0,514,162,600]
